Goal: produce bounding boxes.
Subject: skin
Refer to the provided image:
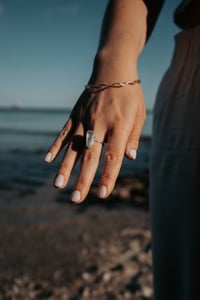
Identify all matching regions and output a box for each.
[45,0,164,204]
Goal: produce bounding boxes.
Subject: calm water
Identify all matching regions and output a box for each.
[0,107,152,152]
[0,107,152,192]
[0,108,71,152]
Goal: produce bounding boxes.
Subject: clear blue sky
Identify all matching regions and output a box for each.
[0,0,180,109]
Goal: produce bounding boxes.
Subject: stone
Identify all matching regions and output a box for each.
[86,130,95,148]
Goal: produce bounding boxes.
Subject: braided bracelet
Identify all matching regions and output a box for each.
[85,79,141,92]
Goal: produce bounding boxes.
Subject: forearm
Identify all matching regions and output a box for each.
[90,0,147,83]
[99,0,148,58]
[90,0,164,83]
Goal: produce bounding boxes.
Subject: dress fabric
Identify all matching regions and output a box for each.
[150,24,200,300]
[174,0,192,26]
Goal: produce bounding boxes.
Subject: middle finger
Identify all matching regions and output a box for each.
[71,130,104,203]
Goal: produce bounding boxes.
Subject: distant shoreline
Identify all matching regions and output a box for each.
[0,106,153,115]
[0,106,72,113]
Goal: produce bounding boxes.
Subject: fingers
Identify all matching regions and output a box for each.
[53,141,81,189]
[53,125,127,203]
[44,118,73,163]
[46,114,145,203]
[44,89,146,204]
[71,138,103,204]
[97,127,127,199]
[125,109,146,160]
[53,124,104,204]
[96,109,145,200]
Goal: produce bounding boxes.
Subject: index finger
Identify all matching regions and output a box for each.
[44,118,73,163]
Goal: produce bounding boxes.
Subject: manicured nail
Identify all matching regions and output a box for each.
[54,174,64,188]
[98,185,107,198]
[129,149,137,160]
[71,190,81,203]
[44,152,52,163]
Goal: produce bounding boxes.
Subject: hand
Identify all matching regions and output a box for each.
[44,83,146,204]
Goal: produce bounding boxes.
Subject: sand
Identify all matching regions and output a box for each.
[0,172,152,300]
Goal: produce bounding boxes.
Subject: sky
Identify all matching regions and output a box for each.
[0,0,181,110]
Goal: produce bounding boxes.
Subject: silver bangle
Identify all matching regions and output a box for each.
[85,79,141,92]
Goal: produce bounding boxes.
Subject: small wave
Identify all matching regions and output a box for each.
[0,127,58,137]
[0,148,48,155]
[0,107,72,114]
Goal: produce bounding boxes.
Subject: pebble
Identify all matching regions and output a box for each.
[0,227,153,300]
[0,229,153,300]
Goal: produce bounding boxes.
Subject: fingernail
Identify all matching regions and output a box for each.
[98,185,107,198]
[44,152,52,163]
[71,190,81,203]
[129,149,137,160]
[54,174,64,188]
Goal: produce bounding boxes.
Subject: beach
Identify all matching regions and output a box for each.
[0,108,153,300]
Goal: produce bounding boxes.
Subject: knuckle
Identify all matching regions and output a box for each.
[82,151,97,163]
[49,143,59,153]
[59,121,71,137]
[112,113,123,124]
[129,134,140,143]
[58,166,68,175]
[129,140,139,149]
[76,178,87,189]
[59,160,71,173]
[104,151,121,163]
[101,172,115,182]
[54,136,64,147]
[75,177,91,195]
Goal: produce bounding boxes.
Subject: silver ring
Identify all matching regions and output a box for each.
[86,130,104,148]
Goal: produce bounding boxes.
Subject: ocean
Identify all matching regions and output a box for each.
[0,107,152,194]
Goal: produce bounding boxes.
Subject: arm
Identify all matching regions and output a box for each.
[89,0,165,86]
[45,0,164,203]
[90,0,148,86]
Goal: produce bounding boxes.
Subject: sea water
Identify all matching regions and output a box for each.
[0,107,152,152]
[0,107,152,191]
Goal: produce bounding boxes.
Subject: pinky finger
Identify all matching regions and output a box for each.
[125,112,146,160]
